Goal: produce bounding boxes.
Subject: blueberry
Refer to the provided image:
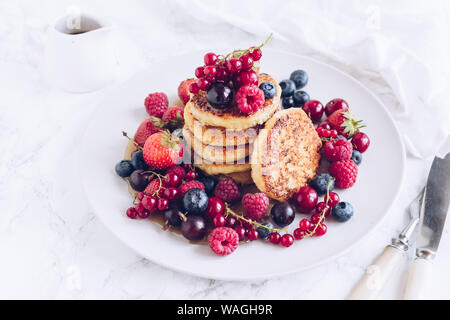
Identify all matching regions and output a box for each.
[351,150,363,166]
[282,96,295,109]
[257,222,274,240]
[198,175,218,197]
[183,188,209,215]
[290,70,308,89]
[293,90,310,107]
[259,82,276,99]
[131,150,149,170]
[279,80,296,97]
[332,202,354,222]
[310,173,335,195]
[115,160,135,178]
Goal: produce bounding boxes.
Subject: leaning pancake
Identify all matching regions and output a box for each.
[183,126,252,163]
[191,150,252,175]
[251,108,322,201]
[184,103,261,147]
[188,73,281,130]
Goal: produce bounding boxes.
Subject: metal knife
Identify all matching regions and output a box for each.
[403,151,450,300]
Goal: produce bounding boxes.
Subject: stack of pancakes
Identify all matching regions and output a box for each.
[183,73,282,185]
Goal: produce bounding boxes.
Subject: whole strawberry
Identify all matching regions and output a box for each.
[242,193,269,220]
[214,177,240,203]
[162,106,185,130]
[143,131,184,170]
[178,79,196,105]
[323,138,353,162]
[329,160,358,189]
[327,110,364,138]
[134,117,164,146]
[145,92,169,118]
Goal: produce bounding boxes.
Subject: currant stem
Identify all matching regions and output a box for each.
[304,178,334,238]
[216,33,273,64]
[224,204,286,234]
[122,131,143,150]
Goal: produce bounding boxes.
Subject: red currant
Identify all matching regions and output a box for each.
[157,198,169,211]
[163,172,180,187]
[293,228,305,240]
[303,100,324,122]
[352,132,370,153]
[294,186,318,212]
[308,222,316,232]
[239,54,254,71]
[242,218,254,229]
[195,66,205,78]
[137,208,149,219]
[329,130,338,138]
[197,77,210,91]
[226,58,242,74]
[247,229,259,241]
[189,82,200,94]
[250,48,262,61]
[203,65,217,81]
[280,234,294,247]
[205,197,225,220]
[162,187,178,201]
[315,223,327,236]
[204,52,218,66]
[235,226,247,241]
[325,98,349,117]
[213,215,226,227]
[225,215,238,228]
[137,192,145,201]
[141,195,157,212]
[317,123,331,130]
[126,207,137,219]
[299,219,311,232]
[185,170,197,181]
[237,70,258,86]
[315,202,331,217]
[268,232,281,244]
[310,213,322,225]
[215,68,229,82]
[324,192,340,207]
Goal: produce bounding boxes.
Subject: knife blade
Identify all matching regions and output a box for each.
[415,152,450,259]
[404,151,450,299]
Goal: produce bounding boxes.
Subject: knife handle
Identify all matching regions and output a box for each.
[403,258,432,300]
[347,246,404,300]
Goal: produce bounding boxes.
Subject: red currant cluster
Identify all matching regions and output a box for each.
[316,123,338,138]
[188,35,272,95]
[125,164,198,219]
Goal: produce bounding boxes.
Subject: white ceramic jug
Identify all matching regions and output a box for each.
[44,13,116,93]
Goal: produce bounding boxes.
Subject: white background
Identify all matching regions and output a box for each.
[0,0,449,299]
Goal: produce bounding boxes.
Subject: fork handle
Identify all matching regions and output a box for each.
[347,246,404,300]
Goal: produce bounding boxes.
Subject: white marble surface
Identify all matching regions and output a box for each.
[0,0,449,299]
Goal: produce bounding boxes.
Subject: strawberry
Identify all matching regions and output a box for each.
[326,110,365,138]
[162,106,184,130]
[133,117,164,146]
[143,131,184,170]
[178,79,196,105]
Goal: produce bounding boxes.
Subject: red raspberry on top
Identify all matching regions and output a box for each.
[323,138,353,162]
[144,178,164,197]
[214,177,240,203]
[166,165,186,180]
[144,92,169,118]
[242,193,269,221]
[178,79,196,105]
[178,180,205,197]
[134,117,164,147]
[208,227,239,256]
[235,85,265,114]
[329,160,358,189]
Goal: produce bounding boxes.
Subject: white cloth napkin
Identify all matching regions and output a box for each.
[175,0,450,158]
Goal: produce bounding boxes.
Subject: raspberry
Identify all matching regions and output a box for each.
[144,178,164,197]
[178,180,205,197]
[214,177,240,203]
[208,227,239,256]
[242,193,269,221]
[162,106,184,130]
[323,139,353,162]
[235,85,265,114]
[144,92,169,118]
[329,160,358,189]
[166,165,186,180]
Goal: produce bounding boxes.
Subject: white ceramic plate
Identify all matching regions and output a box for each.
[79,50,405,281]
